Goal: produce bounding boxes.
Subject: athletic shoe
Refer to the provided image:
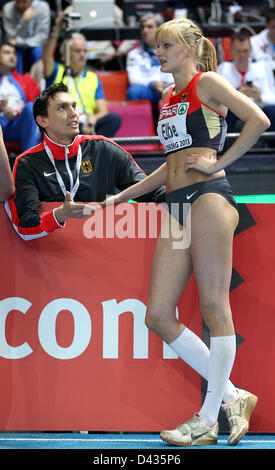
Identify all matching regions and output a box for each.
[160,413,218,446]
[222,388,258,445]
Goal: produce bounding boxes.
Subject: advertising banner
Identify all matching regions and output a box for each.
[0,203,274,432]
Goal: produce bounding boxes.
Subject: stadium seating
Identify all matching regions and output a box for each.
[108,100,158,152]
[97,70,129,101]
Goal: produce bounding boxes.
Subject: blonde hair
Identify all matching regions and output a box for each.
[155,18,217,72]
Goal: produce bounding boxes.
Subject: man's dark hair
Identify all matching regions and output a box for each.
[265,7,275,23]
[33,82,69,133]
[231,30,252,44]
[0,41,16,53]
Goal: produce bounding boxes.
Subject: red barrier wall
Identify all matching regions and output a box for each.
[0,202,274,432]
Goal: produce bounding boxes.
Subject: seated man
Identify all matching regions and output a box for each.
[43,13,121,138]
[217,30,275,134]
[126,13,173,105]
[0,41,41,153]
[5,83,165,240]
[2,0,50,73]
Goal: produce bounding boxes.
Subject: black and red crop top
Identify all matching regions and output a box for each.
[157,72,227,155]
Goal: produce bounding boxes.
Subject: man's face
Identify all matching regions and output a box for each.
[15,0,32,14]
[267,19,275,43]
[231,39,251,70]
[38,92,79,143]
[70,38,87,72]
[0,44,17,72]
[140,18,158,48]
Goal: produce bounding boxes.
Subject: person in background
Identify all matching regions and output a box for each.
[250,7,275,69]
[217,30,275,135]
[0,41,41,152]
[126,13,173,105]
[2,0,50,73]
[42,13,121,138]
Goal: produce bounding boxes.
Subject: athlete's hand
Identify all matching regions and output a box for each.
[100,193,125,208]
[184,153,218,174]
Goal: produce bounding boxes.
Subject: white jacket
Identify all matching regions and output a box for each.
[250,29,275,69]
[217,59,275,106]
[3,0,50,48]
[126,43,173,87]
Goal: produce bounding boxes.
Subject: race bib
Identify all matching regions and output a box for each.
[157,102,192,154]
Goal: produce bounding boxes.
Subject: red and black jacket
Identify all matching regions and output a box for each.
[5,133,165,240]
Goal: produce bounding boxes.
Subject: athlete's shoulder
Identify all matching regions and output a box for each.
[162,84,174,101]
[198,70,230,93]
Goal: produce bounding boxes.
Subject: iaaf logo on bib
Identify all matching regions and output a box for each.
[159,102,188,120]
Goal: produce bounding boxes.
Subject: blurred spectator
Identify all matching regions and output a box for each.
[86,4,137,71]
[42,13,121,138]
[250,7,275,70]
[126,13,173,105]
[217,30,275,135]
[0,41,41,152]
[2,0,50,73]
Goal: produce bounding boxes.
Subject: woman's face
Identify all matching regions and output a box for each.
[156,36,190,74]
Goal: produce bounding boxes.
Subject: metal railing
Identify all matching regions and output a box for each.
[113,132,275,153]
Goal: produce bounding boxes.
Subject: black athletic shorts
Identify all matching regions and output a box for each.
[165,176,238,227]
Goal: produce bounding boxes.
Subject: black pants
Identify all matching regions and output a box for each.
[80,113,121,138]
[165,177,238,227]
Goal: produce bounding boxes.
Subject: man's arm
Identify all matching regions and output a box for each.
[53,191,93,224]
[0,127,15,201]
[5,157,89,240]
[42,11,65,78]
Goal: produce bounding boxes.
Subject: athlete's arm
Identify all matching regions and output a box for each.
[0,126,15,201]
[184,72,270,174]
[102,162,167,207]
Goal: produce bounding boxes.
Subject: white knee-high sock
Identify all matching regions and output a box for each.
[199,335,236,426]
[168,328,237,404]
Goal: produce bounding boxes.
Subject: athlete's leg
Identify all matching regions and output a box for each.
[145,210,193,344]
[146,204,237,400]
[190,193,239,426]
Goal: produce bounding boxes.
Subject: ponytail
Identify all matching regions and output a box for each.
[199,37,217,72]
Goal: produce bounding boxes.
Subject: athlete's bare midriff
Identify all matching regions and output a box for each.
[166,146,225,193]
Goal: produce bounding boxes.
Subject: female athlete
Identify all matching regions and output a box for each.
[102,18,270,446]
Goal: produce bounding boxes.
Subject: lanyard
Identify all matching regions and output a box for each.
[44,139,82,200]
[67,74,90,123]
